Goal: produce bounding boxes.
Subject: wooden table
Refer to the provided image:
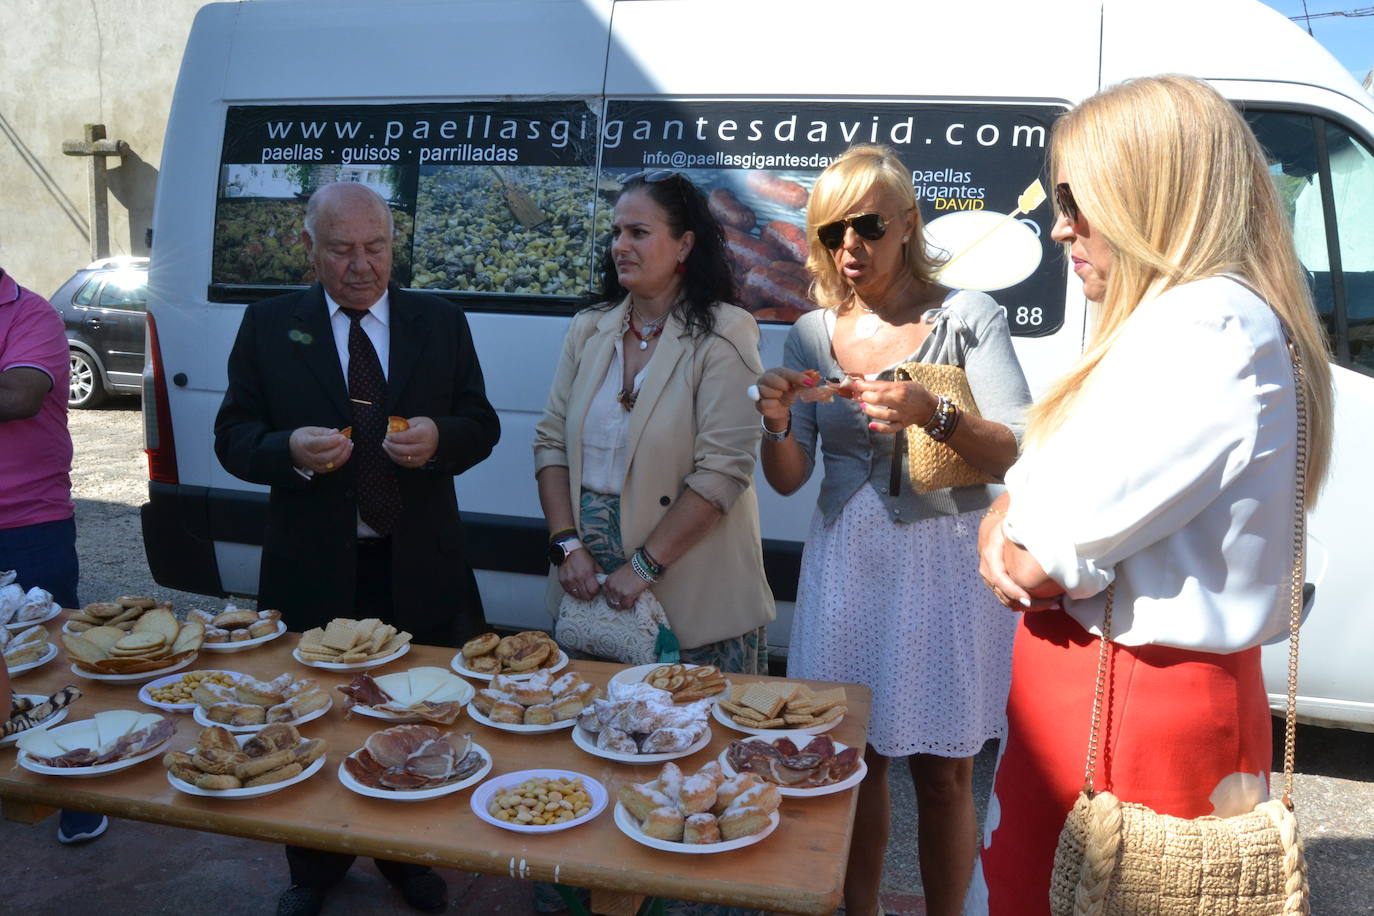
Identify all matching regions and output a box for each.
[2,620,870,915]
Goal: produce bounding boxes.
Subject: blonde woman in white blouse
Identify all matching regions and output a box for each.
[967,76,1334,913]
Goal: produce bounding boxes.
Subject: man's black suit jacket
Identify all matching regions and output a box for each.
[214,283,500,645]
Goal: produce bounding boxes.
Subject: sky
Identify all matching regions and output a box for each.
[1261,0,1374,83]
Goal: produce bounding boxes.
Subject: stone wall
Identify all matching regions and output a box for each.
[0,0,209,297]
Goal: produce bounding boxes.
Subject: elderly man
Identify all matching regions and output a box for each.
[214,183,499,915]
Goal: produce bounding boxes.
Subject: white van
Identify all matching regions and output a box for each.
[141,0,1374,730]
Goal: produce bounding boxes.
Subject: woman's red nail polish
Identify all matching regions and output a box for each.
[868,422,879,431]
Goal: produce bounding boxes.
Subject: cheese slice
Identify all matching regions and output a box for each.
[132,712,163,732]
[50,721,101,753]
[16,729,66,759]
[373,673,412,705]
[427,678,472,704]
[406,667,451,705]
[94,710,142,749]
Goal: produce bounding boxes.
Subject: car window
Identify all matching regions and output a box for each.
[73,277,100,306]
[95,271,149,311]
[1247,111,1374,376]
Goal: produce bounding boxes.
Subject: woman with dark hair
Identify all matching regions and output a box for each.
[534,171,775,673]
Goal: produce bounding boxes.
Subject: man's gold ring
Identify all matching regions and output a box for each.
[325,461,334,470]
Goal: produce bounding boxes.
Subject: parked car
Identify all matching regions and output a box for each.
[50,256,148,408]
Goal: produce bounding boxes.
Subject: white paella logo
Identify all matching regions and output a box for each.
[928,179,1047,292]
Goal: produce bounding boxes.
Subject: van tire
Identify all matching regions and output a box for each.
[68,347,108,409]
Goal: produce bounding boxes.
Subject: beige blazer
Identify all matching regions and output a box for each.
[533,298,776,649]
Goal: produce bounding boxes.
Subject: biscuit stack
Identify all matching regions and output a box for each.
[62,608,205,674]
[458,630,561,675]
[65,596,168,633]
[718,682,847,730]
[298,618,411,664]
[641,664,727,703]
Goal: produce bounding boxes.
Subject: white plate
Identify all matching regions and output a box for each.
[7,642,58,676]
[718,732,869,797]
[191,696,332,734]
[465,701,577,734]
[470,768,607,833]
[607,663,730,705]
[137,670,242,712]
[0,693,71,748]
[612,802,780,854]
[337,741,492,801]
[200,621,287,653]
[68,653,196,684]
[16,720,173,778]
[167,733,327,799]
[570,722,711,765]
[4,602,61,631]
[450,649,567,682]
[348,670,476,722]
[711,697,841,737]
[292,642,410,672]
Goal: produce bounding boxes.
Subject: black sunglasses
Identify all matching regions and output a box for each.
[1054,182,1080,223]
[817,212,889,250]
[623,169,686,185]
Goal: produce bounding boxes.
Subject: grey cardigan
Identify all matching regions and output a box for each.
[784,290,1032,525]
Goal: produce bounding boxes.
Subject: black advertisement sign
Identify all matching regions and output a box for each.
[212,99,1065,334]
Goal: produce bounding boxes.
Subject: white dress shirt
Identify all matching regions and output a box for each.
[1002,276,1299,652]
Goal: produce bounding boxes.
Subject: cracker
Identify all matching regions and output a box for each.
[335,650,369,663]
[812,705,847,726]
[783,713,816,726]
[368,623,396,655]
[321,619,360,652]
[750,717,787,729]
[740,682,798,718]
[299,628,326,650]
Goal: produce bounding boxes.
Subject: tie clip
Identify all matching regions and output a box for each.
[350,397,373,406]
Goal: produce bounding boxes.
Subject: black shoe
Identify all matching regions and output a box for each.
[393,870,448,913]
[56,811,108,845]
[277,885,325,916]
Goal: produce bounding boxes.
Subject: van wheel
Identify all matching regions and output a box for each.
[68,348,108,409]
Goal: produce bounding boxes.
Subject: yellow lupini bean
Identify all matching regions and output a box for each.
[486,776,591,826]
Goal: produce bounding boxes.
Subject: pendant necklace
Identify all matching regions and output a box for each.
[628,308,668,350]
[853,302,883,340]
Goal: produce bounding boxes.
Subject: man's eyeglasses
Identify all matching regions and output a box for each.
[1054,183,1080,223]
[816,213,889,250]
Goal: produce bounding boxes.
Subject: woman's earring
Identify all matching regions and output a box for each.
[675,261,686,275]
[902,236,909,243]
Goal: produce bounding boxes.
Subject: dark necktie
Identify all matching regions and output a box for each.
[342,307,400,535]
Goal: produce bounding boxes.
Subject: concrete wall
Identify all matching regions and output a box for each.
[0,0,210,298]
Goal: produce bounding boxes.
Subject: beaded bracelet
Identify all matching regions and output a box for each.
[630,549,661,585]
[548,527,577,545]
[638,545,667,577]
[922,395,960,442]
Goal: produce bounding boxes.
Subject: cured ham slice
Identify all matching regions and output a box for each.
[347,726,481,791]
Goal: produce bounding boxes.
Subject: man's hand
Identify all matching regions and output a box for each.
[288,426,352,474]
[0,367,52,422]
[383,416,438,468]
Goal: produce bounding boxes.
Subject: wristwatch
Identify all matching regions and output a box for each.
[547,534,583,566]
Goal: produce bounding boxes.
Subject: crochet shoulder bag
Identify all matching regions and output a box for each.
[1048,333,1311,916]
[889,362,994,495]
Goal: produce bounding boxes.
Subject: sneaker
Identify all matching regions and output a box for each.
[277,885,325,916]
[56,811,108,845]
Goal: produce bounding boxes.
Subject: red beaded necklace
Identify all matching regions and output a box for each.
[627,309,667,350]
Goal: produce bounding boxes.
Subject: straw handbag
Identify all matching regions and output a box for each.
[889,362,994,495]
[1048,335,1311,916]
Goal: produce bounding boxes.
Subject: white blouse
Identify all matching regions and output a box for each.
[580,329,649,495]
[1002,277,1299,652]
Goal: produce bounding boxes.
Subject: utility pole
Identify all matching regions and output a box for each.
[62,123,128,262]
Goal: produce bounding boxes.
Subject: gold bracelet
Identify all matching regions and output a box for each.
[984,507,1007,519]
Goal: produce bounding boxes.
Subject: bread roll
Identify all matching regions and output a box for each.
[713,773,764,814]
[233,748,294,780]
[718,804,771,840]
[640,805,685,842]
[618,783,672,822]
[731,781,781,815]
[489,699,524,724]
[245,762,302,787]
[522,703,555,726]
[194,773,242,791]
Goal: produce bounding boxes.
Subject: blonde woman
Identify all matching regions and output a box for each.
[752,145,1030,916]
[970,75,1334,912]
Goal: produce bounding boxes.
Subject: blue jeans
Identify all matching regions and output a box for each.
[0,516,78,607]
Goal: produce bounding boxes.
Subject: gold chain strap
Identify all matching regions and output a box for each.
[1081,328,1307,805]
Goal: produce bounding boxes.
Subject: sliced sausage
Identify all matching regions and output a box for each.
[708,188,756,232]
[761,220,808,264]
[723,226,773,276]
[742,260,814,319]
[745,171,809,210]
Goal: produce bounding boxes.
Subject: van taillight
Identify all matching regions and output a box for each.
[143,311,179,483]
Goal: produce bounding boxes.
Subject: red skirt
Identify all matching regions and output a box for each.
[976,608,1272,915]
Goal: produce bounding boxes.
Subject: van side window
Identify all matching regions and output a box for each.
[1247,111,1374,376]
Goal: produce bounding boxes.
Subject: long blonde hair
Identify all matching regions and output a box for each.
[805,144,943,307]
[1030,75,1333,502]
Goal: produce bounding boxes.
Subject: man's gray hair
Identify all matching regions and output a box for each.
[302,182,395,239]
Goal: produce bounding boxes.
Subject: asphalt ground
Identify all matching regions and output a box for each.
[1,399,1368,914]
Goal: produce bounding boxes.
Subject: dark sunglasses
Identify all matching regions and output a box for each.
[817,212,889,250]
[1054,182,1080,223]
[623,169,686,185]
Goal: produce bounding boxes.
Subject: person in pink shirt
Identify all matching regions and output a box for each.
[0,265,104,844]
